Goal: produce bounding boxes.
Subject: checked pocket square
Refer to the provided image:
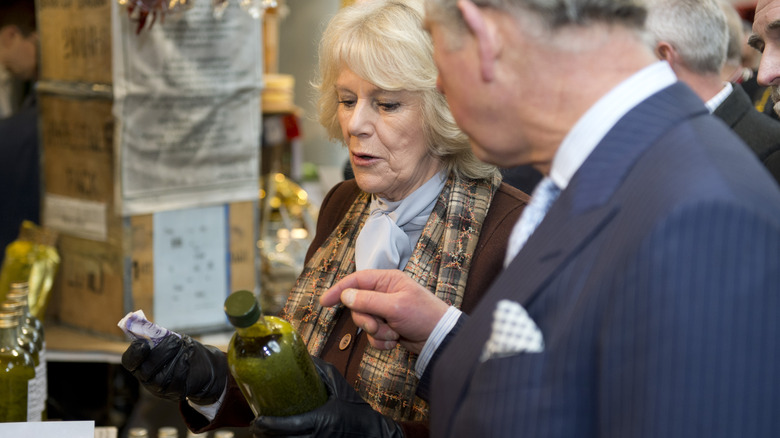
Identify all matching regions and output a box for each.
[480,299,544,362]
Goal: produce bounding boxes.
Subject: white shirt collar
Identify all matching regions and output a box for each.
[549,61,678,190]
[705,82,733,113]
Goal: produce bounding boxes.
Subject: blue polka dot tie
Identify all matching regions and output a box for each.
[504,176,561,267]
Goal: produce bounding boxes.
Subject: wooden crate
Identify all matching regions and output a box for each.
[37,0,113,84]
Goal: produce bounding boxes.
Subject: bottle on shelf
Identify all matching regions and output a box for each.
[224,290,327,417]
[213,431,234,438]
[127,427,149,438]
[4,282,46,420]
[0,300,43,421]
[0,309,36,422]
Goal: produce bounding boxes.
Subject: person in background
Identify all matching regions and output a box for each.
[0,0,35,118]
[252,0,780,436]
[0,0,40,265]
[721,1,757,84]
[120,0,528,436]
[751,0,780,117]
[0,0,36,104]
[646,0,780,184]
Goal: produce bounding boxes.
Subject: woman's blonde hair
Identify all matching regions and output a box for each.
[314,0,497,180]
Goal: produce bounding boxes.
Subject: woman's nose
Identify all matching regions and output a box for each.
[347,100,373,136]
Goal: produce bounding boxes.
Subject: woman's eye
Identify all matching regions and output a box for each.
[378,102,401,111]
[338,99,356,108]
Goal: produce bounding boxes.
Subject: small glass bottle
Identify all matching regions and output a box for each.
[0,300,47,421]
[6,283,46,419]
[1,300,44,421]
[0,310,35,422]
[224,290,327,417]
[213,431,234,438]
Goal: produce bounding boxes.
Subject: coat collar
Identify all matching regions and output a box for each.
[712,83,752,129]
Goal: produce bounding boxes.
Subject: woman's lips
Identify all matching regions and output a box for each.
[351,152,379,166]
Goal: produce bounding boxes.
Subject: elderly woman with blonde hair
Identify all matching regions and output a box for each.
[120,0,528,435]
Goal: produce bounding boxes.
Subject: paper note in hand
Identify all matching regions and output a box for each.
[117,310,181,348]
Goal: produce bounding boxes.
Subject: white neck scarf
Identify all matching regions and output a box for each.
[355,172,446,271]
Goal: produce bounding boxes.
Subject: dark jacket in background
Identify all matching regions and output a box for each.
[0,95,39,264]
[714,83,780,184]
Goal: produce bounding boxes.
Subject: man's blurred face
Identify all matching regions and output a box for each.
[424,15,509,166]
[751,0,780,114]
[0,26,37,81]
[424,6,549,169]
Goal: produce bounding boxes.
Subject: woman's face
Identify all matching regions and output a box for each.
[336,68,442,201]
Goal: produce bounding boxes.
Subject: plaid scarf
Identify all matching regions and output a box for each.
[282,171,501,421]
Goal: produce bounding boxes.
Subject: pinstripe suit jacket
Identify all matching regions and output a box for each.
[423,83,780,437]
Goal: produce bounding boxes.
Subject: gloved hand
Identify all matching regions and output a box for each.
[121,334,228,405]
[252,357,404,438]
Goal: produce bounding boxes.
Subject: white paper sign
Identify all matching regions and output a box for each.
[0,420,94,438]
[111,0,262,215]
[43,194,108,241]
[152,204,229,331]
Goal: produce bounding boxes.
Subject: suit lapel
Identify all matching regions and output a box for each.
[499,83,708,307]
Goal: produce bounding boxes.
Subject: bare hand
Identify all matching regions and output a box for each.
[320,269,449,354]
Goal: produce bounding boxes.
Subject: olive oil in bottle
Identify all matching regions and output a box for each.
[224,290,327,417]
[0,310,35,422]
[1,300,44,421]
[5,283,46,420]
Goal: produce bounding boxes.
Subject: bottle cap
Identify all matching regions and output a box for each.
[157,426,179,438]
[0,310,18,328]
[127,428,149,438]
[1,301,24,314]
[224,290,262,328]
[6,290,28,304]
[9,282,29,294]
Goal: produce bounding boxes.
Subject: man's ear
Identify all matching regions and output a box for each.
[458,0,500,82]
[655,41,676,63]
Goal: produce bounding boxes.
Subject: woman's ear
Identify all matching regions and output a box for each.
[458,0,500,82]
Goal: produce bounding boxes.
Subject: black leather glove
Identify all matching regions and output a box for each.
[252,357,404,438]
[121,334,228,405]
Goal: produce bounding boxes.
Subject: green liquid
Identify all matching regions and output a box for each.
[0,348,35,422]
[227,316,327,417]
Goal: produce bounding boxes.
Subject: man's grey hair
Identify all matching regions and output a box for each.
[426,0,647,33]
[645,0,728,74]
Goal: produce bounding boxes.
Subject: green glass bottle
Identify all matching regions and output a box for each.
[224,290,328,417]
[0,310,35,422]
[5,284,46,420]
[1,301,43,421]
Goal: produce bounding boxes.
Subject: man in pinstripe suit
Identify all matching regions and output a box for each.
[253,0,780,437]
